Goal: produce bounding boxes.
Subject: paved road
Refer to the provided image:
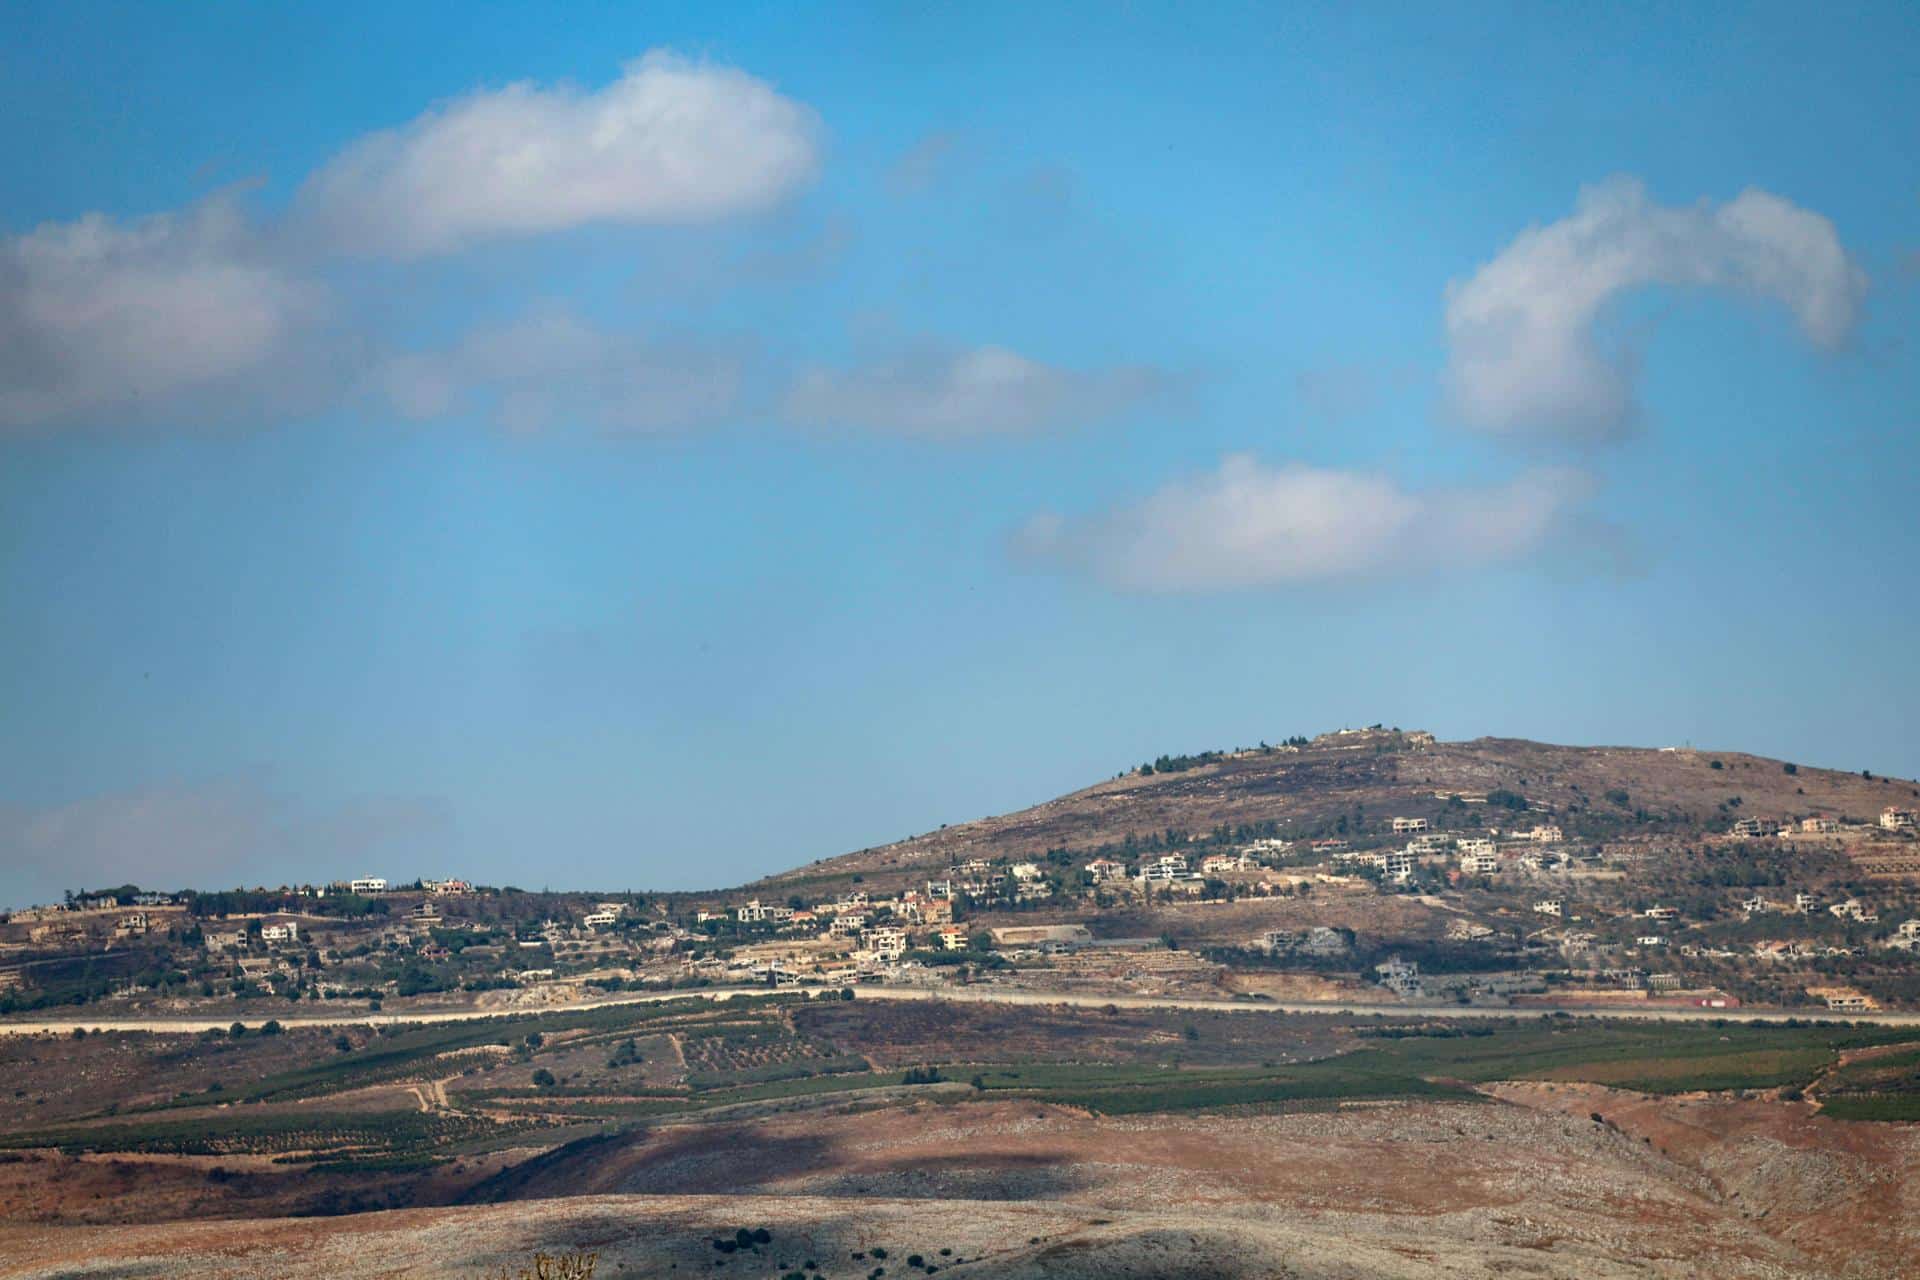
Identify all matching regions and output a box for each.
[4,982,1919,1036]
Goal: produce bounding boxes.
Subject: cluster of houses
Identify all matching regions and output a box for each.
[1321,821,1565,884]
[691,883,963,974]
[1732,808,1918,839]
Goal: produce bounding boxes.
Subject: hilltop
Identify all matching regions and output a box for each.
[766,728,1918,890]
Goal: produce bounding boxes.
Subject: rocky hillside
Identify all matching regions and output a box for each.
[764,729,1919,887]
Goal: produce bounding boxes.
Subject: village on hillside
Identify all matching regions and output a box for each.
[5,730,1920,1021]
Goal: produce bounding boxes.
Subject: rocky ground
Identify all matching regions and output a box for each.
[5,1090,1915,1279]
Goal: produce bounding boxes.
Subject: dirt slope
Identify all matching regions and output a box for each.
[764,734,1918,886]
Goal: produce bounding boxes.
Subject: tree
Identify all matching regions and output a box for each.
[229,1021,246,1038]
[260,1019,283,1035]
[531,1068,556,1088]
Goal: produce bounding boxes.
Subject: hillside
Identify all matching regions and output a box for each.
[766,729,1919,889]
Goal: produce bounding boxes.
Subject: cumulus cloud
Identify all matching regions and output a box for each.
[299,52,822,257]
[786,344,1164,438]
[376,307,744,434]
[1445,177,1867,441]
[0,196,326,430]
[1015,454,1596,591]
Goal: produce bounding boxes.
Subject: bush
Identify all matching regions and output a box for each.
[229,1022,247,1039]
[260,1020,283,1036]
[530,1068,556,1088]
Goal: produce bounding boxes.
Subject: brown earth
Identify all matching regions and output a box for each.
[5,1088,1916,1277]
[761,735,1920,892]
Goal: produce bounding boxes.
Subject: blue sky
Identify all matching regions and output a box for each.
[2,3,1916,906]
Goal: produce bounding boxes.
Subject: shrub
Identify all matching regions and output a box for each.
[260,1020,283,1036]
[530,1068,556,1088]
[229,1022,247,1039]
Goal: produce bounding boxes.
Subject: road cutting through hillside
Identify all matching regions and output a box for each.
[4,981,1920,1037]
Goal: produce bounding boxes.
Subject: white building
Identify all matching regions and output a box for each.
[735,900,771,923]
[1527,826,1564,845]
[1380,849,1416,882]
[1084,858,1128,883]
[1460,850,1502,875]
[1390,817,1430,834]
[1881,807,1918,831]
[260,921,299,944]
[864,926,908,960]
[1533,898,1564,918]
[582,910,621,929]
[349,877,387,895]
[1139,854,1195,884]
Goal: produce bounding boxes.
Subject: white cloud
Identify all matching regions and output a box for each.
[1015,454,1595,591]
[786,344,1163,438]
[1445,177,1867,440]
[0,196,325,430]
[376,306,743,434]
[300,51,822,257]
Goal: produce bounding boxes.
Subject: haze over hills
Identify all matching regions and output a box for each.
[767,728,1920,890]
